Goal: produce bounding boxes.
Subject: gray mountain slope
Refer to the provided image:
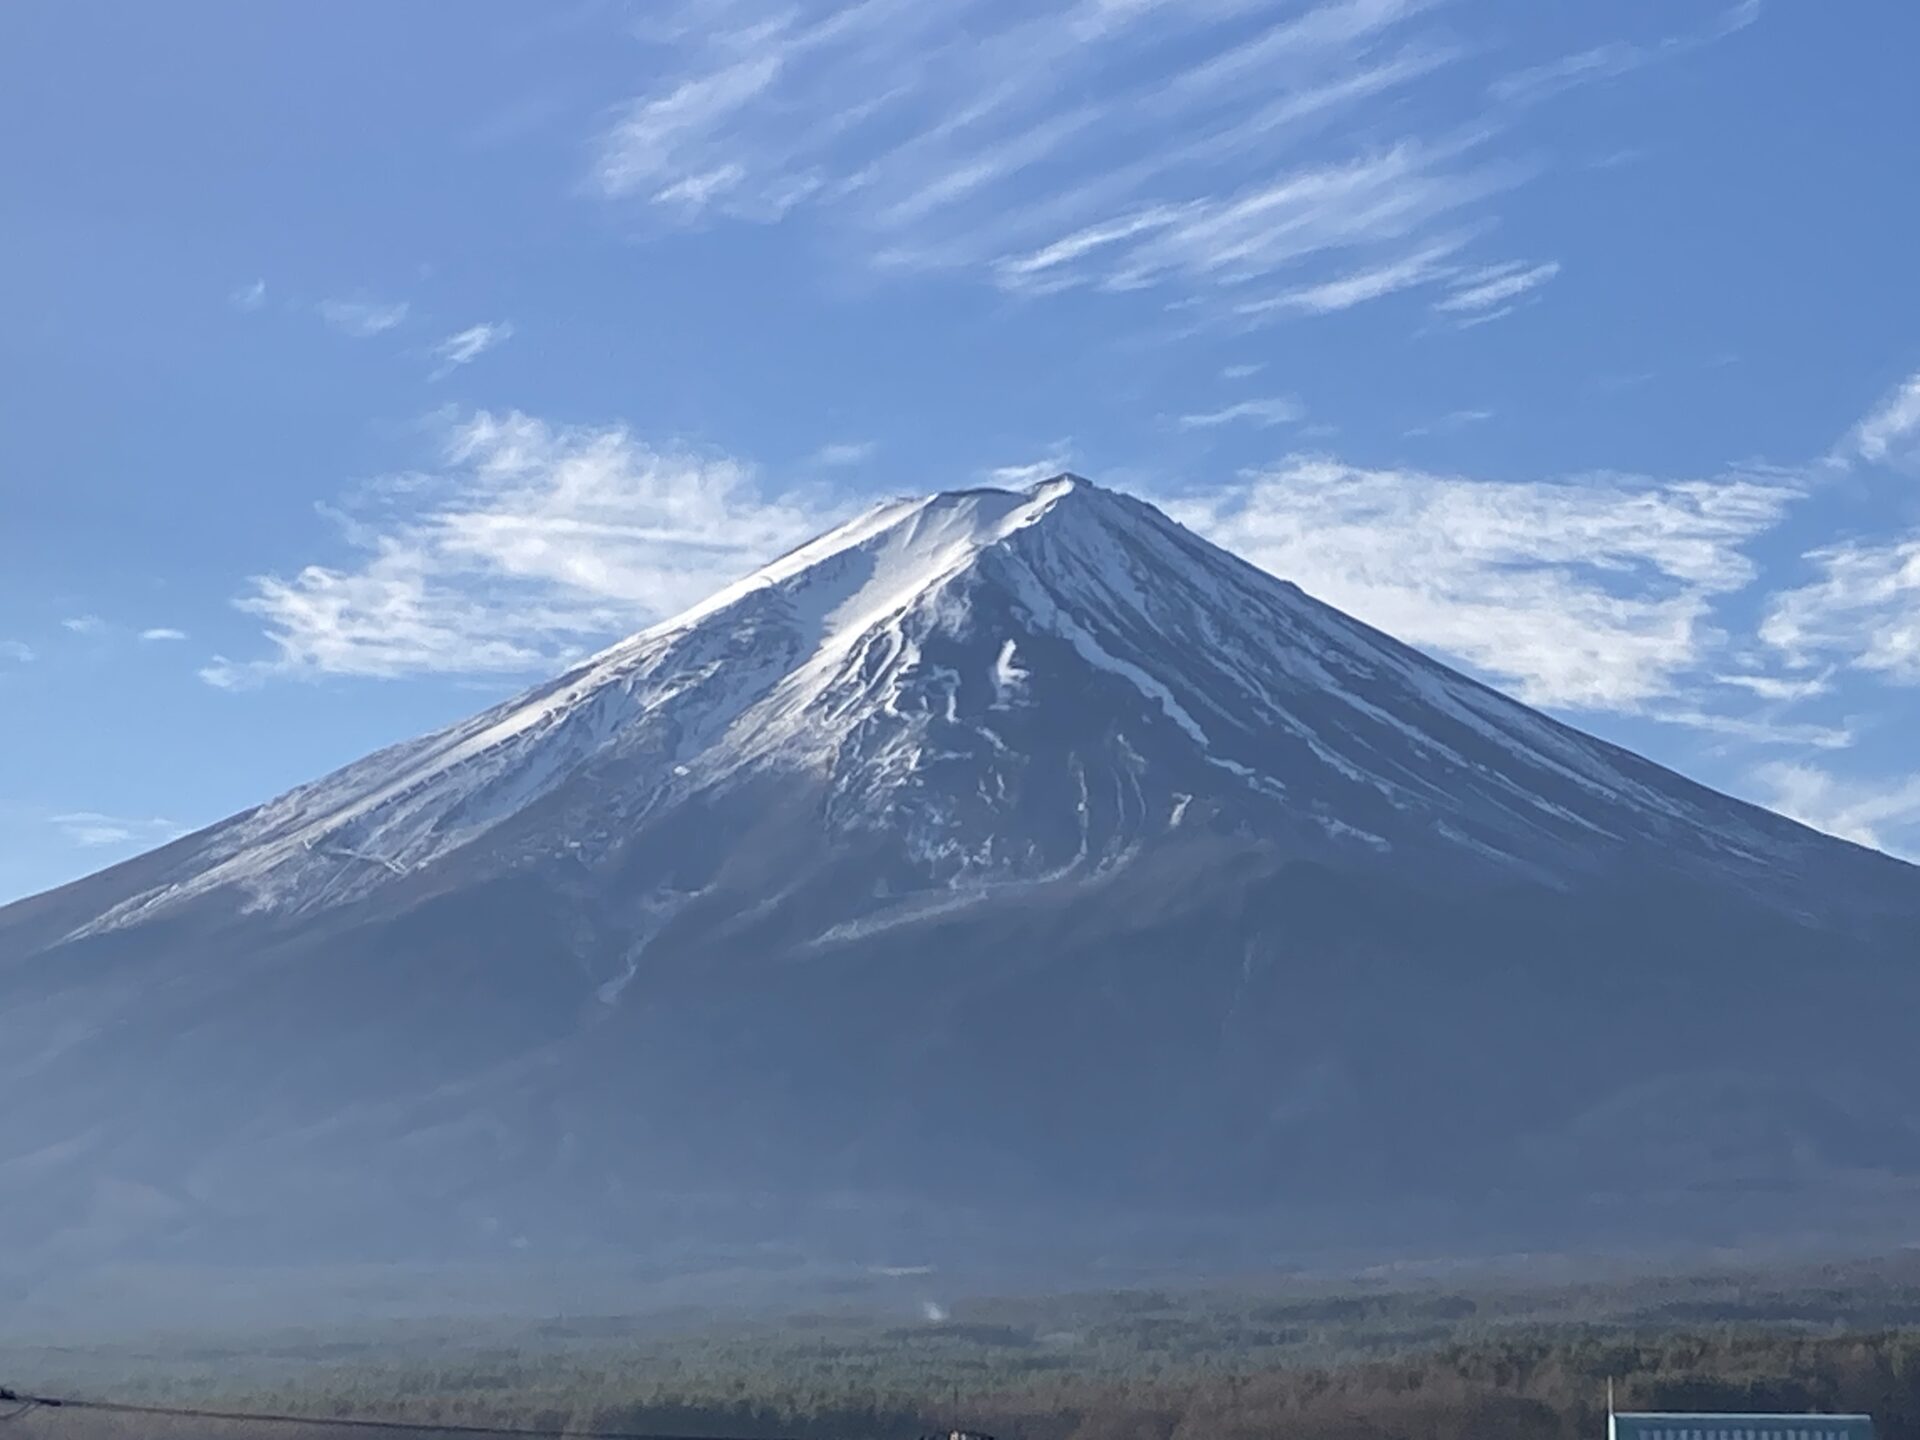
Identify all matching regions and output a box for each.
[3,475,1918,1289]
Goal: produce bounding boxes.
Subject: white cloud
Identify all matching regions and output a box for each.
[205,410,841,686]
[988,453,1077,488]
[49,812,183,849]
[62,615,105,635]
[317,298,410,338]
[1761,534,1920,681]
[1434,259,1559,316]
[1490,42,1645,106]
[1028,141,1518,296]
[1153,0,1439,101]
[877,107,1104,228]
[1220,363,1264,380]
[139,627,188,642]
[1165,456,1798,710]
[655,162,748,210]
[1176,397,1306,430]
[431,321,515,380]
[0,640,34,662]
[584,0,1755,338]
[1490,1,1763,106]
[810,440,877,467]
[590,0,1532,314]
[1750,761,1920,857]
[1836,370,1920,469]
[992,206,1192,290]
[1236,236,1465,317]
[1404,408,1494,437]
[595,53,786,202]
[229,279,267,312]
[1648,709,1851,750]
[1715,670,1832,702]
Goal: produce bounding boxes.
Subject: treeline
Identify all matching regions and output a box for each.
[952,1330,1920,1440]
[16,1329,1920,1440]
[18,1262,1920,1440]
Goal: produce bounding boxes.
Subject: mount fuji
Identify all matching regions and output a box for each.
[5,475,1919,1291]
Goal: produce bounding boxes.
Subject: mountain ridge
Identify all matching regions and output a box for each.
[3,472,1917,1290]
[31,473,1906,943]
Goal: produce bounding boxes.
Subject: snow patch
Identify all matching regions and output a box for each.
[991,639,1028,707]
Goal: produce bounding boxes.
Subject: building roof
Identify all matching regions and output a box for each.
[1616,1415,1872,1422]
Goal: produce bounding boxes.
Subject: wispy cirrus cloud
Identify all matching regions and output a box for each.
[594,50,786,205]
[50,811,184,849]
[139,627,188,642]
[1649,708,1851,751]
[318,298,410,338]
[1235,235,1468,318]
[1003,140,1521,298]
[62,615,105,635]
[229,278,268,312]
[1433,259,1560,323]
[1761,534,1920,682]
[1750,760,1920,857]
[1715,669,1833,703]
[1165,456,1798,711]
[1834,369,1920,469]
[1489,0,1762,107]
[430,321,515,380]
[0,640,34,663]
[1490,43,1648,107]
[1404,408,1494,438]
[810,439,878,467]
[589,0,1558,323]
[1176,396,1305,430]
[203,410,841,686]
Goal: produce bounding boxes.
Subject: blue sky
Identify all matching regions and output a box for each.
[5,0,1920,904]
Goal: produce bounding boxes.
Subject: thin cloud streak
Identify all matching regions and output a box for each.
[1837,370,1920,468]
[1490,0,1764,106]
[318,298,410,338]
[1434,259,1559,314]
[1237,236,1467,317]
[811,440,879,466]
[1176,397,1306,429]
[49,812,183,849]
[1646,708,1851,751]
[1716,670,1832,702]
[431,321,515,379]
[1404,408,1494,437]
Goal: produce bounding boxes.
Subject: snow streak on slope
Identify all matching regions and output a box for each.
[73,475,1835,937]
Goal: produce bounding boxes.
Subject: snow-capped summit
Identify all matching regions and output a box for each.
[4,475,1919,1286]
[55,474,1880,938]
